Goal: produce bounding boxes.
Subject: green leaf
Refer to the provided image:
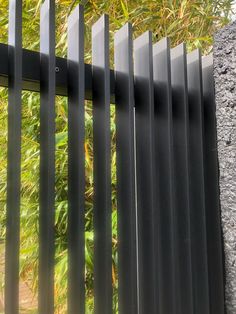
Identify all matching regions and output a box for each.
[55,131,67,147]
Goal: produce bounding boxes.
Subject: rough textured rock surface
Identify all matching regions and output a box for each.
[214,21,236,313]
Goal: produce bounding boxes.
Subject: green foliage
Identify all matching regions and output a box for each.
[0,0,234,313]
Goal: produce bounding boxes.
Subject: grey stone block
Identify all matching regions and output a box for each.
[214,21,236,313]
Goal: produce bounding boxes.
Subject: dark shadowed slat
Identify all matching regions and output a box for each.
[92,14,112,314]
[5,1,22,313]
[67,5,85,314]
[133,31,156,314]
[170,43,194,314]
[39,1,55,313]
[202,55,225,314]
[187,50,210,314]
[153,37,176,314]
[114,23,138,314]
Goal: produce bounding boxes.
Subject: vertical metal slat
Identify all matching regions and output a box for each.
[5,1,22,313]
[133,31,156,314]
[39,1,55,313]
[67,5,85,314]
[187,50,210,314]
[170,43,194,314]
[152,37,176,314]
[92,14,112,314]
[114,23,138,314]
[202,55,225,314]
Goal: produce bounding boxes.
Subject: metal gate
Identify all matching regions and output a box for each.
[0,0,225,313]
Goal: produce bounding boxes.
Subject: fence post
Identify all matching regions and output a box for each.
[5,1,22,312]
[39,1,55,313]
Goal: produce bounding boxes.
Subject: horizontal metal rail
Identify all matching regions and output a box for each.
[0,42,115,101]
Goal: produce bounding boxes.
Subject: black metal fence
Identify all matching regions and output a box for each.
[0,0,225,313]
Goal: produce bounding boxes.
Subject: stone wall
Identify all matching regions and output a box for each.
[214,21,236,313]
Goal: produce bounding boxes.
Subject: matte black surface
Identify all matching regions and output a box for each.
[133,31,156,314]
[38,1,55,313]
[67,5,85,314]
[5,1,22,313]
[0,6,226,312]
[114,23,138,314]
[202,55,225,314]
[170,43,194,314]
[0,43,115,101]
[92,15,112,314]
[153,37,176,314]
[187,50,210,314]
